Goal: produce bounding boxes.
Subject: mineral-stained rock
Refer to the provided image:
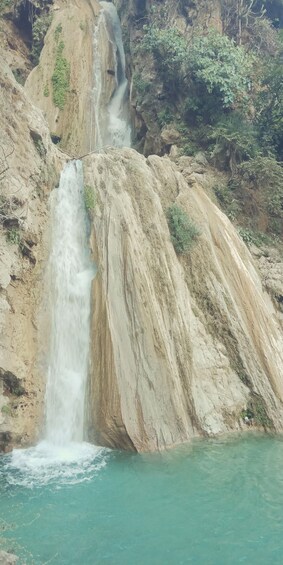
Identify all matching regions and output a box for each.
[84,148,283,452]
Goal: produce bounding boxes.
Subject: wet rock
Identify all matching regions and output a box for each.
[0,369,25,396]
[0,551,18,564]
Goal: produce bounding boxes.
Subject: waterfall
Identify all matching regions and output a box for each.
[45,161,94,445]
[90,1,131,150]
[7,161,105,485]
[6,1,130,485]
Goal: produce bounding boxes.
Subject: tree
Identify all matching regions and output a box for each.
[187,29,254,109]
[209,113,258,172]
[221,0,267,44]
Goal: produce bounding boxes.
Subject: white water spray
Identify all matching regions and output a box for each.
[7,162,105,485]
[45,160,94,445]
[91,1,131,150]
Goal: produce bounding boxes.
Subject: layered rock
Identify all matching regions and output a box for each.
[0,54,62,451]
[25,0,119,156]
[84,148,283,451]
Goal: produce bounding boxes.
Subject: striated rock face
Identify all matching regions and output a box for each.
[0,54,62,451]
[25,0,118,156]
[84,148,283,452]
[25,0,100,156]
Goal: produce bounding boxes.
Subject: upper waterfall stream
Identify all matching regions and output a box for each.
[91,1,131,150]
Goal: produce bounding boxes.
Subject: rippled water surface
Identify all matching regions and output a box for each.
[1,435,283,564]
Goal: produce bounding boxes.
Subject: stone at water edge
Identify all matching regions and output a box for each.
[0,551,19,564]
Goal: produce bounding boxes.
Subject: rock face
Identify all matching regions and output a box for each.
[25,0,117,156]
[115,0,222,154]
[85,148,283,451]
[0,52,62,451]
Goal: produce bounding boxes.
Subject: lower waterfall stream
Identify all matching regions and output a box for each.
[2,161,106,486]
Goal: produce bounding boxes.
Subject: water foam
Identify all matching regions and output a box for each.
[4,442,107,488]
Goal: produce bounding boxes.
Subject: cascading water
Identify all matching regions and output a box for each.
[6,162,105,486]
[90,1,131,150]
[4,1,130,486]
[45,160,94,445]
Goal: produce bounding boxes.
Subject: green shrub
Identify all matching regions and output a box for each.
[51,41,70,110]
[6,229,21,245]
[54,23,63,43]
[31,14,52,65]
[132,73,151,103]
[187,29,254,110]
[213,183,240,220]
[209,113,258,173]
[1,405,11,416]
[84,185,96,212]
[167,204,201,254]
[43,84,50,97]
[238,227,271,247]
[141,25,187,92]
[157,107,174,127]
[239,156,283,217]
[12,69,25,85]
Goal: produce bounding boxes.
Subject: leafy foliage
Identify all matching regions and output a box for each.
[167,204,201,254]
[84,185,96,213]
[255,50,283,160]
[31,13,52,65]
[51,40,70,110]
[132,73,151,104]
[141,25,187,92]
[6,229,21,245]
[209,113,258,172]
[187,30,254,109]
[239,156,283,217]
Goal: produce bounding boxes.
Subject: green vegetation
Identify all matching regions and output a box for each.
[54,23,63,43]
[138,9,282,155]
[167,204,201,254]
[6,229,21,245]
[1,405,11,416]
[238,227,272,247]
[209,114,258,173]
[31,13,52,65]
[135,9,283,239]
[51,40,70,110]
[84,185,96,212]
[213,183,240,221]
[157,107,174,128]
[132,73,151,104]
[249,394,273,428]
[12,69,25,86]
[32,136,46,158]
[141,25,187,93]
[43,83,50,97]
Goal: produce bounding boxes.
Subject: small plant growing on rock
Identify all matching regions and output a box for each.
[84,185,96,213]
[6,228,21,245]
[51,41,70,110]
[43,84,50,97]
[1,405,11,417]
[167,204,200,254]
